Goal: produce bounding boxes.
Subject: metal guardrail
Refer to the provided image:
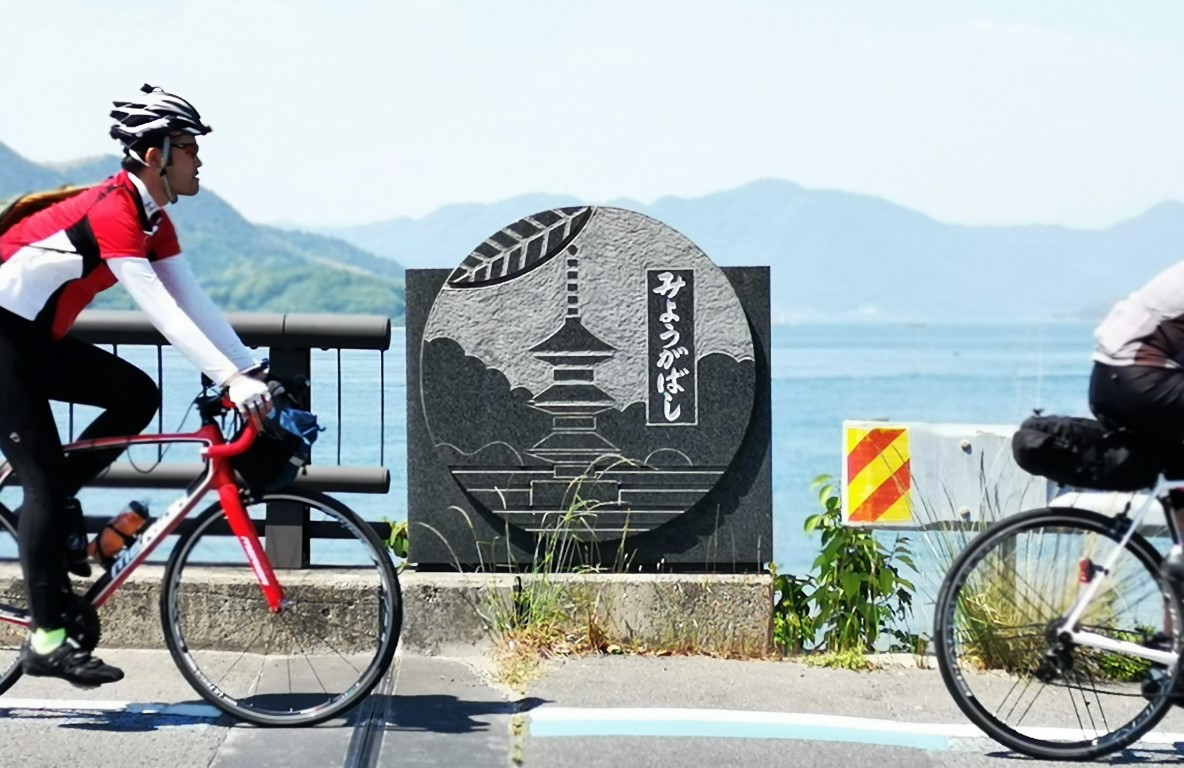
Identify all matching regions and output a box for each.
[72,310,392,349]
[67,310,393,567]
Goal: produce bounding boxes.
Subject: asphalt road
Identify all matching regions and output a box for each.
[5,650,1184,767]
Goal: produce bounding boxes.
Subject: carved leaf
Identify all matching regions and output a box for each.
[447,207,593,288]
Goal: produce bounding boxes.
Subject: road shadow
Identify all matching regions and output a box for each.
[0,693,548,734]
[382,694,548,734]
[985,744,1184,764]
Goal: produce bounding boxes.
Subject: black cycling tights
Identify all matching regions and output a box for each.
[0,309,158,628]
[1090,362,1184,443]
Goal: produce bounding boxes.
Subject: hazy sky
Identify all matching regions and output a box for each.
[2,1,1181,229]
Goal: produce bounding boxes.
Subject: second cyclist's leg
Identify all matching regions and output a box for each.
[1091,362,1184,704]
[1091,362,1184,577]
[0,319,122,687]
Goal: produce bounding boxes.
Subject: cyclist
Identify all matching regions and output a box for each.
[1091,261,1184,576]
[0,84,273,688]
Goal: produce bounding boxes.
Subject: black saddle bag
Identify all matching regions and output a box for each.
[1011,414,1158,491]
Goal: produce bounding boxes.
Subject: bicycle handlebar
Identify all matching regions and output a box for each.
[204,403,259,458]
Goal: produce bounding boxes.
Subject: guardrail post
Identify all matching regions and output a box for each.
[266,345,311,568]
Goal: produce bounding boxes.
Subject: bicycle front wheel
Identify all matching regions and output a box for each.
[935,507,1182,761]
[161,488,402,727]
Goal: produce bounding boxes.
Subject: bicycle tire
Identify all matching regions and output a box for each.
[934,506,1181,761]
[0,504,24,696]
[160,487,402,727]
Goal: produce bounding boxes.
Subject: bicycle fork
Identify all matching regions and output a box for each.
[1057,489,1177,668]
[218,484,288,614]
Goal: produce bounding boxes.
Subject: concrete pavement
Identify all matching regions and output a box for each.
[4,650,1184,767]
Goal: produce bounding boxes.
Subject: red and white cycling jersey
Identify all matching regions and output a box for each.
[0,171,255,385]
[0,171,179,339]
[1094,260,1184,369]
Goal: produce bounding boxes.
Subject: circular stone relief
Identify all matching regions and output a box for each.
[421,207,755,541]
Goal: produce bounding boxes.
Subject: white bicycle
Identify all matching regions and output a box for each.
[934,464,1184,761]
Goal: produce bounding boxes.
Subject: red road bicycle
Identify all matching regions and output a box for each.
[0,387,402,726]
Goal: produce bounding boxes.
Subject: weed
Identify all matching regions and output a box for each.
[773,475,920,656]
[771,566,815,655]
[802,648,872,671]
[483,456,641,686]
[384,518,409,559]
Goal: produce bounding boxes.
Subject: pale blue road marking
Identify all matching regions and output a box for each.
[532,715,949,750]
[529,707,1184,751]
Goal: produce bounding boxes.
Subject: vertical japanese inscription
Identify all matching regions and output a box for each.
[647,269,696,425]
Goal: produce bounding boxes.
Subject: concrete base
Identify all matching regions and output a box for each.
[0,565,774,658]
[390,570,773,657]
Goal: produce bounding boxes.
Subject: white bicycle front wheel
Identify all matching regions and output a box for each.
[934,507,1182,761]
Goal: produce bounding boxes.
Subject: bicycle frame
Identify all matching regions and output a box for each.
[0,407,286,632]
[1057,480,1183,668]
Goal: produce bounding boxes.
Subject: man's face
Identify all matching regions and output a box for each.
[163,134,202,197]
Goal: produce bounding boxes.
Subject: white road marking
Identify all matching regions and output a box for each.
[0,698,221,719]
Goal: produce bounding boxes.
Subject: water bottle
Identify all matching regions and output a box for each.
[87,500,151,569]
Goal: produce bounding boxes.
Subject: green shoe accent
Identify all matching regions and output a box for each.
[31,627,66,655]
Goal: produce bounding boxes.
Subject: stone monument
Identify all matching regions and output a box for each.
[406,207,770,571]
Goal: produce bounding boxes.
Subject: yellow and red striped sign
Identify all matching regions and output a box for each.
[845,426,912,524]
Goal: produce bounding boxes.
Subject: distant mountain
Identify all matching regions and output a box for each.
[308,179,1184,324]
[307,193,583,271]
[0,142,60,191]
[0,142,404,320]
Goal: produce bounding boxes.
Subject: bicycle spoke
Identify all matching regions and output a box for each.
[1066,674,1088,736]
[297,638,332,698]
[290,618,369,678]
[1012,679,1045,728]
[278,611,383,661]
[1082,666,1109,736]
[278,617,333,696]
[1000,674,1038,723]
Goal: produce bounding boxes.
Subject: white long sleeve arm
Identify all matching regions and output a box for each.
[108,255,258,386]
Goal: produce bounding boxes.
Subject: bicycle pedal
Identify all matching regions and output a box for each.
[66,561,92,579]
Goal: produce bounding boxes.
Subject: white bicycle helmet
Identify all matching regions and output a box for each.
[110,83,211,147]
[110,84,211,201]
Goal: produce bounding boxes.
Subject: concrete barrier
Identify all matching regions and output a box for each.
[400,571,774,657]
[0,565,774,658]
[842,420,1050,529]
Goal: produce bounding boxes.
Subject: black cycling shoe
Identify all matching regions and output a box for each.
[21,638,124,689]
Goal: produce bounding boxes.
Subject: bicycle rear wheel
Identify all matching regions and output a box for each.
[161,488,402,727]
[935,507,1182,761]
